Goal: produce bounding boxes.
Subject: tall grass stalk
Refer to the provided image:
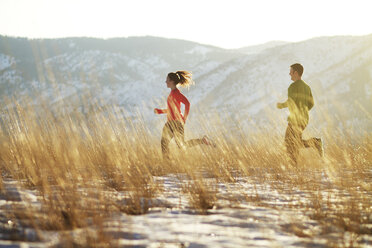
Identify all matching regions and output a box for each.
[0,96,370,246]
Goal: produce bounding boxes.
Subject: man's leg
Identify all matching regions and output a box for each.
[303,137,324,157]
[285,123,303,165]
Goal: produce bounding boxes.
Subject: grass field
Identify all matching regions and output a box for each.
[0,97,371,247]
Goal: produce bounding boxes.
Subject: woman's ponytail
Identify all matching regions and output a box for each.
[168,71,194,88]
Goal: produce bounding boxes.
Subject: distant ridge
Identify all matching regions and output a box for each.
[0,34,371,133]
[236,40,289,54]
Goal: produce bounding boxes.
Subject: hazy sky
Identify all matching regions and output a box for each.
[1,0,371,48]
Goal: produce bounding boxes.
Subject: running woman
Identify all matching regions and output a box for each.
[154,71,214,161]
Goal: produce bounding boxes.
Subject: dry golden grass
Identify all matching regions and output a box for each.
[0,96,370,247]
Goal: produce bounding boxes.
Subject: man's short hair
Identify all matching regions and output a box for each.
[290,63,304,76]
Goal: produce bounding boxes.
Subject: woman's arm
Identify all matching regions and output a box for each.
[178,92,190,122]
[154,108,168,114]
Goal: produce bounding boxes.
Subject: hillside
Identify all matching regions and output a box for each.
[0,34,371,135]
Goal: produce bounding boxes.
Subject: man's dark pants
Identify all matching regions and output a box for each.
[284,123,319,165]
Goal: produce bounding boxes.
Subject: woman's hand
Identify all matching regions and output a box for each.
[155,108,167,114]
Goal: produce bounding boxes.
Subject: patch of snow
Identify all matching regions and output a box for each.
[0,70,22,84]
[185,45,212,56]
[144,55,169,69]
[193,61,221,77]
[366,82,372,96]
[0,54,15,71]
[69,41,76,48]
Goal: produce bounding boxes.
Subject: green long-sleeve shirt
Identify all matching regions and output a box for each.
[286,80,314,127]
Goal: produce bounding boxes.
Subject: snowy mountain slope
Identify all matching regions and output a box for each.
[0,36,242,109]
[235,40,289,55]
[0,34,371,133]
[188,35,372,131]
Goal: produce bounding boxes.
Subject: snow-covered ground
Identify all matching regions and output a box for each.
[1,169,371,248]
[0,35,371,247]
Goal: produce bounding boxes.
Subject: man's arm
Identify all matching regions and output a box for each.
[308,89,314,110]
[277,84,292,109]
[277,101,288,109]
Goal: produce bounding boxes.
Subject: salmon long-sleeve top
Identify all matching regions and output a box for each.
[156,88,190,123]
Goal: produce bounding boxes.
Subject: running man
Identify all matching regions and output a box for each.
[154,71,215,161]
[277,63,324,165]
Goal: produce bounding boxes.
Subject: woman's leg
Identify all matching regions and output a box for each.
[161,122,174,160]
[173,121,186,149]
[175,122,211,148]
[172,121,215,149]
[185,138,204,147]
